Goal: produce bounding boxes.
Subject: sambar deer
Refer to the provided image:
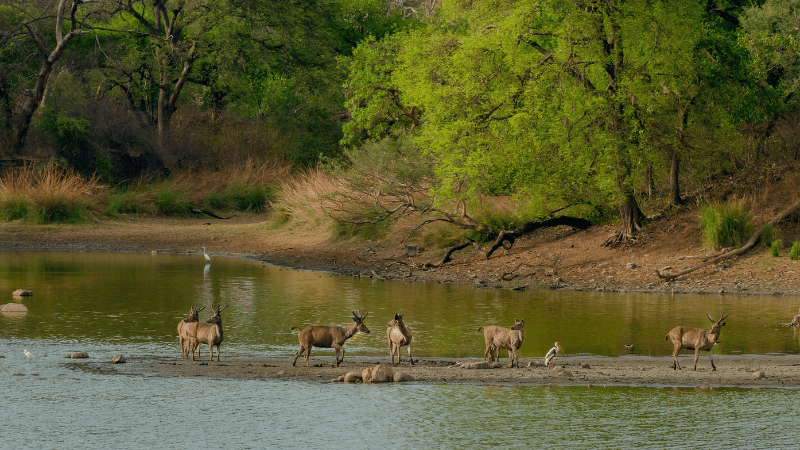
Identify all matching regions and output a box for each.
[386,313,413,365]
[666,313,728,371]
[291,310,370,367]
[478,318,525,368]
[177,305,204,358]
[186,303,227,361]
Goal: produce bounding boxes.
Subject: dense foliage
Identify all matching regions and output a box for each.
[1,0,798,236]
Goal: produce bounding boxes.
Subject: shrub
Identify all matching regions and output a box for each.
[770,239,782,257]
[790,241,800,261]
[699,201,754,250]
[761,224,782,248]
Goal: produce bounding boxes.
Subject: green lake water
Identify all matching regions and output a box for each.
[2,251,800,448]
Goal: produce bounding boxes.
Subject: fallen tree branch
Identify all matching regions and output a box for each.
[655,199,800,281]
[422,239,477,268]
[486,216,591,259]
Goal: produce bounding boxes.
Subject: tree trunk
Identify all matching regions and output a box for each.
[669,150,681,205]
[619,188,642,241]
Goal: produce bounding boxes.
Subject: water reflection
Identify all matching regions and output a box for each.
[1,251,800,358]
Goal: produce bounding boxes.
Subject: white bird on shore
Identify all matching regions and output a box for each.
[24,349,33,361]
[203,247,211,262]
[544,342,564,375]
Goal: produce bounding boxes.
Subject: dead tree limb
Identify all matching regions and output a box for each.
[655,199,800,281]
[422,239,477,268]
[485,216,591,259]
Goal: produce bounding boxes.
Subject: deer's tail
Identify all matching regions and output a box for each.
[477,326,484,332]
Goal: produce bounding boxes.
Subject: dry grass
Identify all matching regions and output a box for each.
[166,159,292,204]
[0,163,105,222]
[275,167,342,227]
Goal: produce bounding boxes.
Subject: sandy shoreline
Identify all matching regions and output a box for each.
[80,354,800,389]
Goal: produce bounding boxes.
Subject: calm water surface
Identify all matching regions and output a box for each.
[2,251,800,449]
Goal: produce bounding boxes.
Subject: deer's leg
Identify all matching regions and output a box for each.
[407,344,413,366]
[304,346,311,367]
[707,348,716,371]
[333,344,344,366]
[693,348,700,371]
[672,345,681,370]
[292,347,302,366]
[508,349,517,368]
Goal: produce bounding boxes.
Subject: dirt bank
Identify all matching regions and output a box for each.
[0,210,798,297]
[83,354,800,388]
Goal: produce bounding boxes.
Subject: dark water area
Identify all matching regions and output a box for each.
[2,251,800,448]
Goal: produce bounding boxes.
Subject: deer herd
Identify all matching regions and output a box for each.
[178,305,730,372]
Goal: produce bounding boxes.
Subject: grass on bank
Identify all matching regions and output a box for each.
[699,200,754,251]
[1,159,290,223]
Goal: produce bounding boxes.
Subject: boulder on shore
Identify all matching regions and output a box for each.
[13,289,33,297]
[65,351,89,359]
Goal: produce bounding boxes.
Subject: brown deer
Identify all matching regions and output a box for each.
[177,305,204,358]
[478,318,525,368]
[291,310,370,367]
[666,313,728,371]
[386,313,413,365]
[186,303,227,361]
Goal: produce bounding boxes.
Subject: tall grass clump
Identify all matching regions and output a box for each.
[770,239,783,257]
[168,160,287,212]
[155,185,191,216]
[790,241,800,261]
[0,194,30,221]
[0,162,103,223]
[761,224,782,248]
[107,188,148,215]
[275,167,341,227]
[699,200,754,250]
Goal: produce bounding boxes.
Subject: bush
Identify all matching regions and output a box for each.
[770,239,782,257]
[790,241,800,261]
[699,201,754,250]
[761,224,782,248]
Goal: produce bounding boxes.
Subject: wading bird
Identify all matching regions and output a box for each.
[203,247,211,262]
[24,349,33,361]
[544,342,564,375]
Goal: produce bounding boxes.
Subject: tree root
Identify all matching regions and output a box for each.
[655,199,800,282]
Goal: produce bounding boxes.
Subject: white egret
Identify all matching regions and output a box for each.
[24,349,33,361]
[544,342,564,375]
[624,344,634,355]
[203,247,211,262]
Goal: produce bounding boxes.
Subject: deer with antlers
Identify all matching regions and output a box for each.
[291,310,370,367]
[186,303,228,361]
[666,313,728,371]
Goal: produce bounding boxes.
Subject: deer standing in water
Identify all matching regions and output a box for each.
[291,310,370,367]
